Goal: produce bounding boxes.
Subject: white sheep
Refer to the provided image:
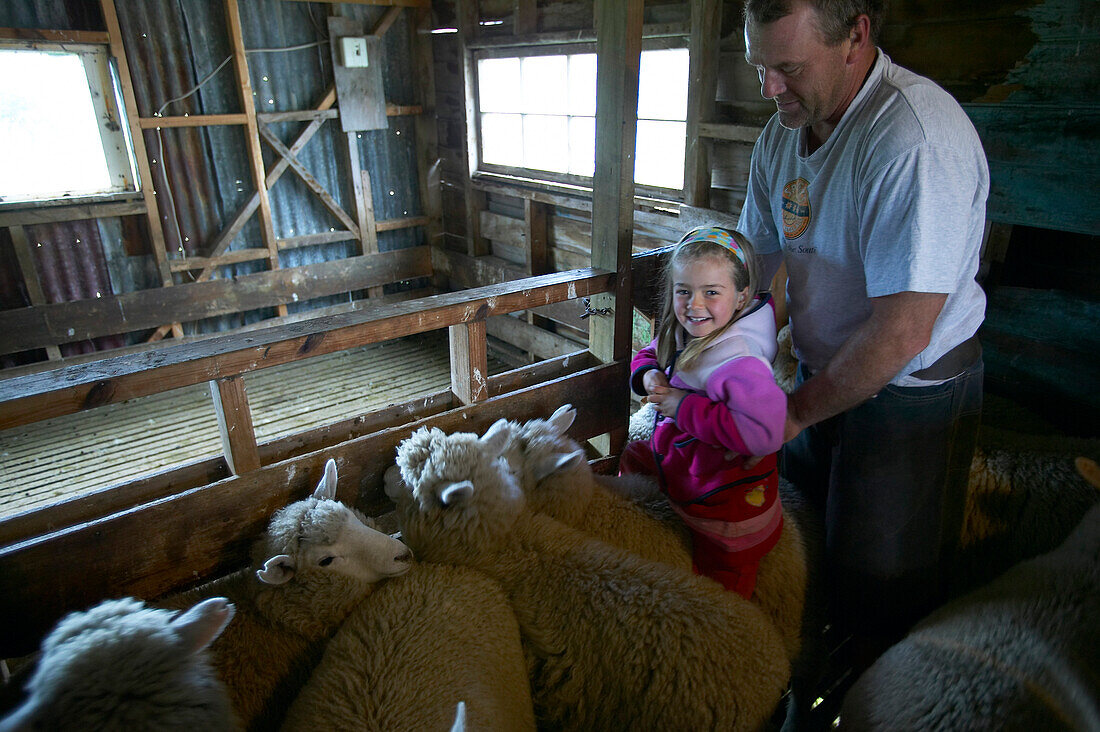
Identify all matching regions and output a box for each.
[0,597,237,731]
[280,561,535,731]
[839,501,1100,730]
[161,458,413,730]
[502,404,693,572]
[391,421,790,731]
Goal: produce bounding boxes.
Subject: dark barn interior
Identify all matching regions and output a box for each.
[0,0,1097,728]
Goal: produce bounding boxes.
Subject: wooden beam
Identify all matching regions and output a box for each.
[182,86,338,290]
[409,6,444,257]
[589,0,643,455]
[525,198,550,275]
[488,314,581,360]
[371,5,404,36]
[0,268,614,431]
[456,0,490,257]
[1,248,433,355]
[9,226,61,361]
[210,375,261,474]
[360,170,383,297]
[225,0,280,296]
[138,114,248,128]
[450,320,489,404]
[0,27,109,44]
[466,22,689,49]
[100,0,173,287]
[683,0,721,208]
[697,122,763,143]
[0,200,145,227]
[257,123,360,237]
[514,0,537,35]
[169,247,274,272]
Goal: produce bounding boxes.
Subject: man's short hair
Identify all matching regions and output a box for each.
[743,0,886,46]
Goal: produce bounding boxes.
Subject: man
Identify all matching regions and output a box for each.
[736,0,988,643]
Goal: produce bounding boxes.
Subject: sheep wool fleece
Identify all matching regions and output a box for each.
[626,295,787,597]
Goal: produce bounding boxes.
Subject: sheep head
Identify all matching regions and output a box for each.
[504,405,591,513]
[0,597,235,731]
[392,420,525,563]
[256,458,412,587]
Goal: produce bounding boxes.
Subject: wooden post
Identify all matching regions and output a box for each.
[589,0,643,455]
[525,198,550,275]
[449,321,489,404]
[456,0,490,257]
[210,375,260,475]
[410,7,444,253]
[224,0,283,315]
[9,225,62,360]
[683,0,721,208]
[100,0,174,289]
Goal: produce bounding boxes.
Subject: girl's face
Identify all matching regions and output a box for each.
[672,255,749,339]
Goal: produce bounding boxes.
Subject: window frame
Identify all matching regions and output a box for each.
[469,36,689,203]
[0,39,139,207]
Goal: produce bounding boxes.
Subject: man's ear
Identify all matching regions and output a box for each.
[847,14,872,61]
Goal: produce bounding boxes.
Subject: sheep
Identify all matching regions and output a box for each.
[390,420,791,732]
[838,501,1100,731]
[956,444,1100,594]
[280,561,535,731]
[161,458,413,731]
[501,404,693,572]
[0,596,237,731]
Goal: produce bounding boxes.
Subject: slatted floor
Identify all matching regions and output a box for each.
[0,332,505,520]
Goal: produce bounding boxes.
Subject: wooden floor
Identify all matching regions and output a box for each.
[0,332,505,520]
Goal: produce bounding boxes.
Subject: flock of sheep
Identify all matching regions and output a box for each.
[1,394,1097,729]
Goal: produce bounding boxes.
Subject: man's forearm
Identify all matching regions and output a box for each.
[785,291,947,440]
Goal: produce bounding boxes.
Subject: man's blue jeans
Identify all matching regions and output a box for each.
[781,357,983,636]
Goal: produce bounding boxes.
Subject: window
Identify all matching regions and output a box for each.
[475,45,689,193]
[0,43,138,204]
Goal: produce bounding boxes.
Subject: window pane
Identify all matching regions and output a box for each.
[568,116,595,177]
[568,54,596,116]
[478,57,521,113]
[481,112,523,166]
[635,120,685,189]
[638,48,689,121]
[520,55,568,115]
[522,114,568,173]
[0,49,111,201]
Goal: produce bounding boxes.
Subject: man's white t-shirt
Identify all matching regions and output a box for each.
[737,51,989,386]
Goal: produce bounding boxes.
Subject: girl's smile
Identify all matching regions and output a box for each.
[672,255,749,340]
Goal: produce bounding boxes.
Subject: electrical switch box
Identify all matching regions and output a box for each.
[340,37,369,68]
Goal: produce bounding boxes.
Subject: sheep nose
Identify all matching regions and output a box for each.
[395,548,413,563]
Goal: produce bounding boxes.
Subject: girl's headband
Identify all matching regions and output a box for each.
[676,226,746,267]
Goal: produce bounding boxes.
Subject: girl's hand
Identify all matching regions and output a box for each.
[645,385,688,418]
[642,369,670,393]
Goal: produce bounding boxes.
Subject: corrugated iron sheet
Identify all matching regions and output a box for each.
[0,0,427,346]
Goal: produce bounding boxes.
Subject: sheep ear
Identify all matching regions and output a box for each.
[450,701,467,732]
[257,555,297,585]
[481,419,512,458]
[313,458,338,500]
[547,404,576,434]
[173,597,235,654]
[440,480,474,507]
[383,464,407,499]
[533,449,586,481]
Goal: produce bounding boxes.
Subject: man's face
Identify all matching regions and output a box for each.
[744,3,853,131]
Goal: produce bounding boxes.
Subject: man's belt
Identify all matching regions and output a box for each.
[909,335,982,380]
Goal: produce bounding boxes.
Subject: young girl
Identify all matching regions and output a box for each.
[621,225,786,599]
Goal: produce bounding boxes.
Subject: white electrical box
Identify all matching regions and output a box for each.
[340,37,369,68]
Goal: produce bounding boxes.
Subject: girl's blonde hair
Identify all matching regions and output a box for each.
[655,226,760,371]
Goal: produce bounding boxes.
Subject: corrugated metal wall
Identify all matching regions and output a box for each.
[0,0,427,360]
